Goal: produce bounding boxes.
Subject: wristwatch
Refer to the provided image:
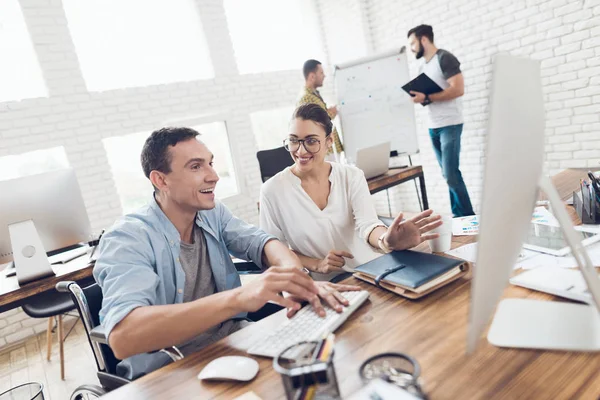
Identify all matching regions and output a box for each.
[421,94,432,106]
[378,233,393,253]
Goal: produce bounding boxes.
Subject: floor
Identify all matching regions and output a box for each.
[0,317,98,400]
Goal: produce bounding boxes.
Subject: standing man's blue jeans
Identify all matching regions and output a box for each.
[429,124,475,217]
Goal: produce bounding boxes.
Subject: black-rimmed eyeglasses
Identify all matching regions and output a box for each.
[283,137,321,154]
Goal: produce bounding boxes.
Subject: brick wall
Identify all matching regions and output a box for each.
[0,0,309,350]
[319,0,600,215]
[2,0,599,350]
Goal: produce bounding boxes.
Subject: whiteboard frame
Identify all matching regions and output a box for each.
[333,46,418,159]
[334,47,406,72]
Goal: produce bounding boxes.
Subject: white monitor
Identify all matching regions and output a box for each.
[467,54,600,353]
[0,168,92,265]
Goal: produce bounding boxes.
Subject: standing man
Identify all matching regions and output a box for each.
[298,59,343,155]
[407,25,475,217]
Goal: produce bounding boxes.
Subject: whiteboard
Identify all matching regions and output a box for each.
[334,48,418,163]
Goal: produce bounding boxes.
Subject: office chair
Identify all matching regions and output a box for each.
[256,146,294,182]
[21,287,87,380]
[56,281,183,400]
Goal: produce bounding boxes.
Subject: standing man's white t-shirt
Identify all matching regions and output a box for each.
[259,163,384,281]
[420,49,463,129]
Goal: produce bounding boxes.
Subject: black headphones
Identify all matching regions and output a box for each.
[359,352,427,399]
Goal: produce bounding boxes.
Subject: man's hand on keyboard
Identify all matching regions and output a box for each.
[286,281,361,318]
[234,266,320,313]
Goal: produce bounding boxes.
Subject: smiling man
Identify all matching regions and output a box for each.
[93,127,358,379]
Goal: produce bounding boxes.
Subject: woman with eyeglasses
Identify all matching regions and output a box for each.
[259,103,443,281]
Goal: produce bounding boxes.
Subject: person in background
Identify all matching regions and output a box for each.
[94,127,359,379]
[298,59,343,156]
[407,24,475,217]
[260,104,443,281]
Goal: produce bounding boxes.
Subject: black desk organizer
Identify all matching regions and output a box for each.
[573,184,600,224]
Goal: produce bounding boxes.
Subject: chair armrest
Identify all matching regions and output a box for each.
[55,281,76,293]
[159,346,184,362]
[90,325,109,344]
[233,260,262,274]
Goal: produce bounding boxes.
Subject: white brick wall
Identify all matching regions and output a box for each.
[2,0,599,350]
[318,0,600,215]
[0,0,307,350]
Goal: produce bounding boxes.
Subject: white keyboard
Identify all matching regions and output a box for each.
[247,290,370,358]
[510,267,592,304]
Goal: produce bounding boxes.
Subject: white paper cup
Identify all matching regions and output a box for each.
[429,215,453,253]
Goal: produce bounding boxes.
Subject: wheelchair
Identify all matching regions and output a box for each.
[57,261,281,399]
[55,281,184,399]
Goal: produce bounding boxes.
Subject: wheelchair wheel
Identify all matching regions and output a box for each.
[69,384,107,400]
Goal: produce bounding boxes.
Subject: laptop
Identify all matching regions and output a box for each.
[355,142,391,179]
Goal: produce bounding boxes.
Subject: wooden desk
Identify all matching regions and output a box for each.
[368,166,429,212]
[102,169,600,400]
[0,259,94,314]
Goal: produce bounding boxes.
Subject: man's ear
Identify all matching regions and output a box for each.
[149,170,168,192]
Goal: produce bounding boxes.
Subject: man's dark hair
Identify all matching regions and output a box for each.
[141,127,199,181]
[293,103,332,136]
[407,24,434,43]
[303,59,322,80]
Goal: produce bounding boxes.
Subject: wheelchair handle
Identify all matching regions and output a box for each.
[56,281,76,292]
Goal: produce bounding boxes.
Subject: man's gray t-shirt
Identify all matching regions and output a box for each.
[177,225,246,356]
[420,49,463,129]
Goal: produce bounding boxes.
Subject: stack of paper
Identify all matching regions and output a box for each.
[446,241,600,270]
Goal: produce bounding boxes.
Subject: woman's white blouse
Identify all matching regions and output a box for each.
[259,162,384,280]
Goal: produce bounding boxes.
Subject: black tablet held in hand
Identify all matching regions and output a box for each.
[402,73,443,96]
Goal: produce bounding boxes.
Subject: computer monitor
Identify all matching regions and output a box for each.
[0,168,92,268]
[467,54,600,352]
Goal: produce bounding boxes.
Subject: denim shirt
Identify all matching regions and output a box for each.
[93,196,275,379]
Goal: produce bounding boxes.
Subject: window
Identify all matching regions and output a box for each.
[250,106,295,150]
[193,122,239,199]
[0,0,47,102]
[0,147,69,181]
[103,132,153,214]
[103,123,238,214]
[224,0,326,74]
[63,0,214,92]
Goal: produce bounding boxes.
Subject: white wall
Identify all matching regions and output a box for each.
[2,0,599,350]
[0,0,313,350]
[319,0,600,215]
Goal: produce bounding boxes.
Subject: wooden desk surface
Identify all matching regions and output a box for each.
[100,168,600,400]
[367,165,423,194]
[0,258,94,313]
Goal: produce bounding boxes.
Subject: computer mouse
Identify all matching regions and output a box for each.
[197,356,259,381]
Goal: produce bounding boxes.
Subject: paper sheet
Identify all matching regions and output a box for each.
[451,208,561,237]
[446,242,478,262]
[446,243,538,266]
[515,242,600,270]
[452,215,479,236]
[531,206,559,226]
[445,241,600,270]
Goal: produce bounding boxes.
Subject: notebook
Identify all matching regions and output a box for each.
[402,73,443,97]
[353,250,470,299]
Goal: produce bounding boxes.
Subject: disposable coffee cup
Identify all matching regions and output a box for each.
[429,215,453,253]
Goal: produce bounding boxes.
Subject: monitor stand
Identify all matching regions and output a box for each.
[487,175,600,352]
[8,220,55,285]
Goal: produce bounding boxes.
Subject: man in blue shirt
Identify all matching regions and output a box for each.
[94,127,359,379]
